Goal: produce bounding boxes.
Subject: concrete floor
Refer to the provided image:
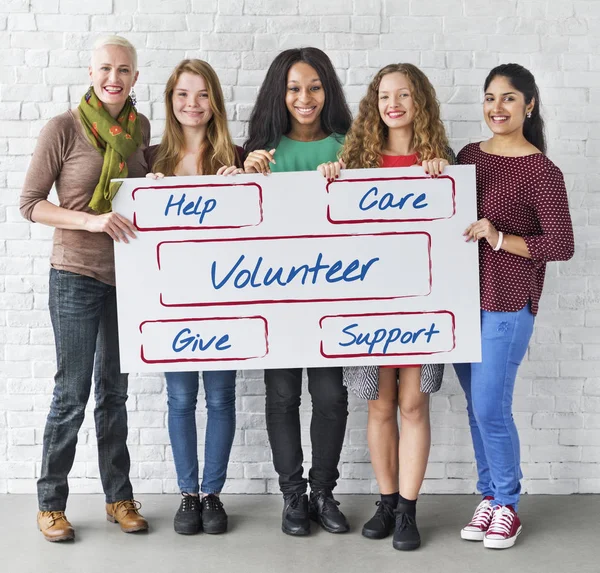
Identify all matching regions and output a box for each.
[0,494,597,573]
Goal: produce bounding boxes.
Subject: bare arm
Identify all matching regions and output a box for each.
[30,200,136,243]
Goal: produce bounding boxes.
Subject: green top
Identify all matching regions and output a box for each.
[269,134,344,173]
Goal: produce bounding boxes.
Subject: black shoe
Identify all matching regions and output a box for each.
[174,494,201,535]
[392,503,421,551]
[282,493,310,536]
[201,494,228,534]
[362,501,396,539]
[309,490,350,534]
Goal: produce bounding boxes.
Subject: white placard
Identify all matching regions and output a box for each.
[113,166,481,372]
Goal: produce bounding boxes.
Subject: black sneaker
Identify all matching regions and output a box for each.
[282,493,310,536]
[201,494,228,534]
[309,490,350,534]
[173,494,201,535]
[362,501,396,539]
[392,502,421,551]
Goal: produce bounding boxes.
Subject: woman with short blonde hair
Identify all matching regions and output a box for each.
[21,35,150,542]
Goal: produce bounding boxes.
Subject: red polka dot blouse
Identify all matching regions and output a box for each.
[457,143,574,315]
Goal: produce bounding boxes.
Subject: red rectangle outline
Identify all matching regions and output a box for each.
[138,315,269,364]
[318,310,456,359]
[156,232,432,308]
[325,175,456,224]
[131,182,263,232]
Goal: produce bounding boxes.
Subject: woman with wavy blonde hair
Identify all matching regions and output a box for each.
[320,63,453,552]
[340,63,451,169]
[146,58,242,536]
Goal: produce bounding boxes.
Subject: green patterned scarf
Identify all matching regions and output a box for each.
[79,88,143,214]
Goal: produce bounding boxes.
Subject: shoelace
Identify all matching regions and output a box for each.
[180,495,200,513]
[374,501,395,523]
[41,511,68,526]
[394,509,416,532]
[202,494,224,512]
[487,506,514,537]
[468,498,493,528]
[285,493,303,510]
[314,491,340,514]
[113,499,142,515]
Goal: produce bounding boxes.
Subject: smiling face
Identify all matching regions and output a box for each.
[89,44,138,118]
[285,62,325,130]
[378,72,416,131]
[483,75,534,137]
[171,72,214,130]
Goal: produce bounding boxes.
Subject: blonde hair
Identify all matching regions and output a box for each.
[341,63,450,169]
[92,35,137,72]
[151,59,237,177]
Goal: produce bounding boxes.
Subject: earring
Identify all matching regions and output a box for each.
[526,111,532,119]
[130,88,137,107]
[85,82,93,103]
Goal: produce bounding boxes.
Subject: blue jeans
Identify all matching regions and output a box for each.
[454,305,535,511]
[165,370,236,494]
[38,269,133,511]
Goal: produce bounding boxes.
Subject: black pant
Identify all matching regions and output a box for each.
[265,367,348,495]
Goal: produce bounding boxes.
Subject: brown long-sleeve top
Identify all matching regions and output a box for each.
[457,143,575,315]
[20,109,151,286]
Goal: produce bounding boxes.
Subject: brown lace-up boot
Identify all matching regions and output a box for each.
[106,499,149,533]
[37,511,75,542]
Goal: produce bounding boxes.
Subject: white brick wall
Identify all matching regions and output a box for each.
[0,0,599,495]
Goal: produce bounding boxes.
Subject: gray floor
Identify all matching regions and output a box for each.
[0,494,598,573]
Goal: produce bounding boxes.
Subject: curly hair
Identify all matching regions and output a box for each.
[341,63,450,169]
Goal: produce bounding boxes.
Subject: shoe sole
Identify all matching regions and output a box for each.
[483,525,522,549]
[461,529,486,541]
[203,521,227,535]
[281,525,310,536]
[309,511,349,534]
[38,528,74,542]
[392,539,421,551]
[174,522,202,535]
[362,526,393,540]
[106,514,149,533]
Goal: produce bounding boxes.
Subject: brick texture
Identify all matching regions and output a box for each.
[0,0,598,495]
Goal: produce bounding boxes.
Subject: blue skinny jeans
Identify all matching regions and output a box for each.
[165,370,236,495]
[454,305,535,512]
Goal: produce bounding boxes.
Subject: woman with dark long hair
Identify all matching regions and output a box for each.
[244,47,353,537]
[321,63,452,552]
[146,59,242,536]
[456,63,574,549]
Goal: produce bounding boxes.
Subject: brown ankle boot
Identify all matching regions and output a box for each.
[106,499,148,533]
[37,511,75,542]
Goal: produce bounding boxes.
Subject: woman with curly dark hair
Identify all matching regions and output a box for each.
[243,47,353,538]
[321,63,453,552]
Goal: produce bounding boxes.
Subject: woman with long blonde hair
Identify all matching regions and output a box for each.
[150,58,240,176]
[320,63,453,552]
[146,59,242,536]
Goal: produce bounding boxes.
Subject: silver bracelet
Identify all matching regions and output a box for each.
[493,231,504,251]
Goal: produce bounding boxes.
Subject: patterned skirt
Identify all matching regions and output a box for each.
[343,363,444,400]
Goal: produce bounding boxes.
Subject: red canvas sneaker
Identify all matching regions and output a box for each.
[461,496,494,541]
[484,505,522,549]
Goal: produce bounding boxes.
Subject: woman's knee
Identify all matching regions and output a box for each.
[399,396,429,424]
[205,379,236,412]
[472,398,508,430]
[368,396,398,423]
